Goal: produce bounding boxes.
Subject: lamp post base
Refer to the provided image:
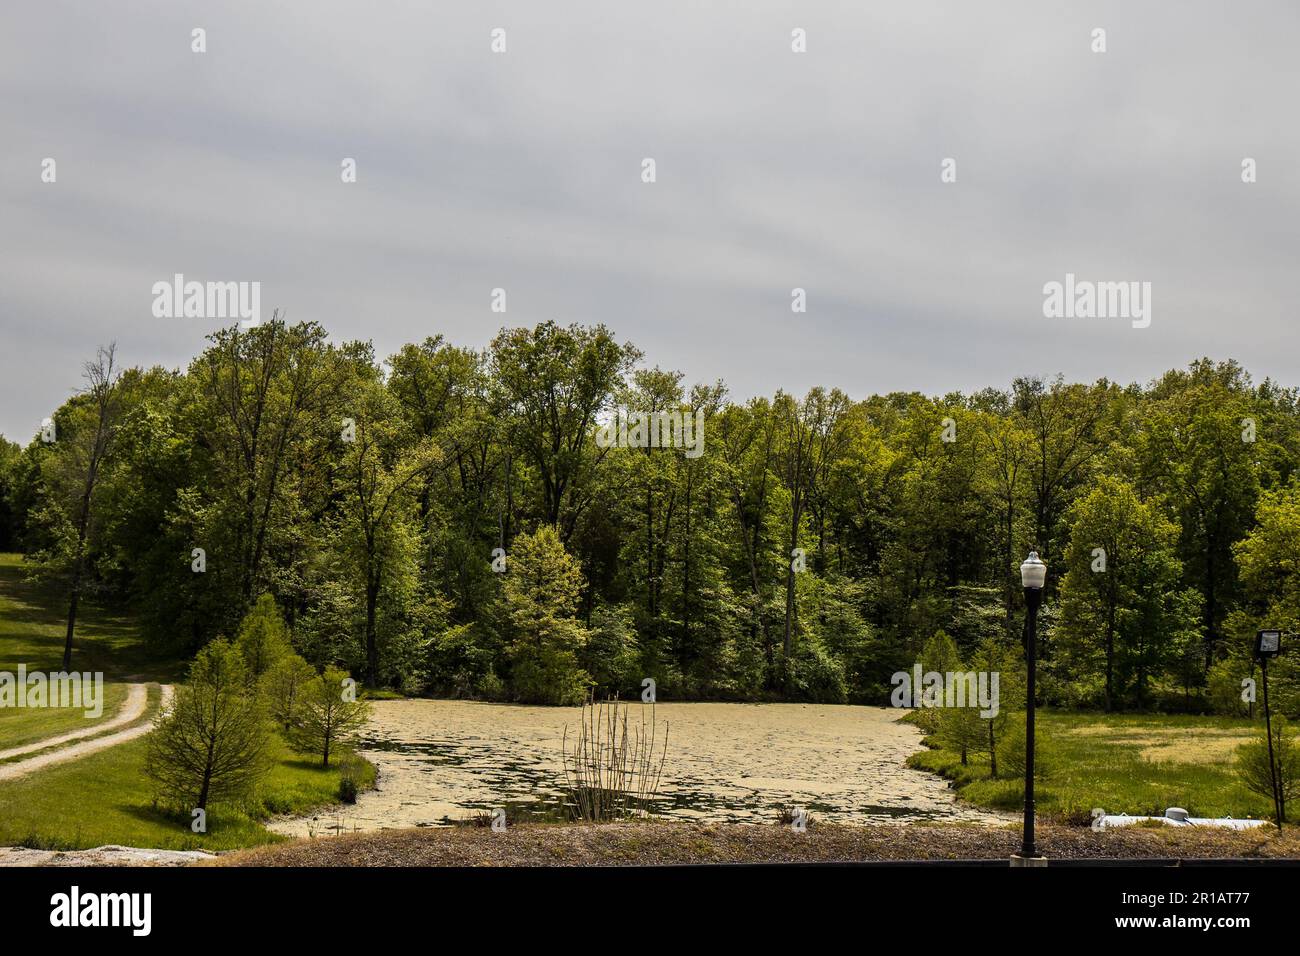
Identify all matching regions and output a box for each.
[1009,854,1048,867]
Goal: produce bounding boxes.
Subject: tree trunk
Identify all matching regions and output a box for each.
[61,558,82,671]
[680,467,692,663]
[61,510,91,670]
[365,578,380,687]
[1104,601,1116,712]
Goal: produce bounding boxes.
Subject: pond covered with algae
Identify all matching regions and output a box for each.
[269,700,1010,837]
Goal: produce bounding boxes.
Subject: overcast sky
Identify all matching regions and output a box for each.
[2,1,1298,440]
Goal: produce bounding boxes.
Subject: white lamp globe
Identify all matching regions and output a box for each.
[1020,551,1047,590]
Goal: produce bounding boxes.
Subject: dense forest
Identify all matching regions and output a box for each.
[2,318,1298,714]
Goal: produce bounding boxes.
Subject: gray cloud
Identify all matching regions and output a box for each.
[2,0,1298,439]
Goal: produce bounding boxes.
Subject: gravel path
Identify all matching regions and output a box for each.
[0,683,148,763]
[0,684,171,783]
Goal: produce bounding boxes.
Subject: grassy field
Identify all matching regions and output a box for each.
[0,551,180,750]
[0,551,376,851]
[908,710,1277,822]
[0,730,376,851]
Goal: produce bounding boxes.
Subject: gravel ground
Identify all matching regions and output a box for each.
[0,844,215,867]
[213,820,1300,867]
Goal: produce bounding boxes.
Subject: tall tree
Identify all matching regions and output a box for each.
[490,321,639,540]
[334,382,441,686]
[1056,476,1201,709]
[35,346,124,669]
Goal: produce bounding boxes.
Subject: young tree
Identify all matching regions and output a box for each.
[915,629,962,735]
[289,665,371,767]
[937,688,987,766]
[260,653,317,728]
[236,593,293,680]
[499,525,591,704]
[145,639,271,811]
[969,636,1023,777]
[1236,716,1300,826]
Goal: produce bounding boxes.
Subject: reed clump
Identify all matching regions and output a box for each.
[562,693,668,821]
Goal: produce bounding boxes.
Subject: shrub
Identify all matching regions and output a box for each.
[1236,715,1300,825]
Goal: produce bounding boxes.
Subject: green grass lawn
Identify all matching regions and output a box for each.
[0,729,376,851]
[0,682,131,752]
[908,709,1276,822]
[0,553,181,681]
[0,551,183,750]
[0,551,376,850]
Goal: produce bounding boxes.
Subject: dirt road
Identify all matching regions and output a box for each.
[0,684,171,783]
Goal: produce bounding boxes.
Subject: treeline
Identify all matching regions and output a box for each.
[2,318,1299,712]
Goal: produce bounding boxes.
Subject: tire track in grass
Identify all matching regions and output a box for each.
[0,683,147,762]
[0,685,171,782]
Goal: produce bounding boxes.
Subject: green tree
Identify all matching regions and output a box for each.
[260,653,317,728]
[289,666,371,767]
[914,629,962,734]
[970,636,1023,777]
[333,381,441,686]
[31,346,124,669]
[490,321,639,539]
[185,319,357,632]
[500,525,590,704]
[1137,361,1267,669]
[145,639,271,811]
[0,436,22,550]
[1232,485,1300,716]
[236,593,293,680]
[1236,716,1300,826]
[1056,475,1201,710]
[579,603,640,697]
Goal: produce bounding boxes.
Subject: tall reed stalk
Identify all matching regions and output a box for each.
[562,693,669,821]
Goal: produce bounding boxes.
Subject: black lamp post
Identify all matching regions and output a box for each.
[1015,551,1047,865]
[1255,629,1283,828]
